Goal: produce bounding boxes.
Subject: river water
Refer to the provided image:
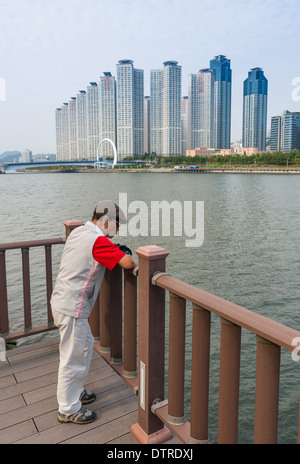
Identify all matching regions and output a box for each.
[0,171,299,443]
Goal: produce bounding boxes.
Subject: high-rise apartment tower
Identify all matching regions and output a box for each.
[116,60,144,159]
[55,108,63,161]
[61,102,70,160]
[76,90,87,160]
[188,69,214,150]
[210,55,232,149]
[144,96,150,154]
[270,115,281,152]
[243,67,268,152]
[86,82,100,160]
[68,97,77,160]
[181,96,188,156]
[99,72,117,158]
[270,111,300,152]
[150,61,182,156]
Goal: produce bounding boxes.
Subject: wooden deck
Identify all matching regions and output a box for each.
[0,337,139,444]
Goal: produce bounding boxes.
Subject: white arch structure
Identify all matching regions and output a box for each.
[94,138,118,169]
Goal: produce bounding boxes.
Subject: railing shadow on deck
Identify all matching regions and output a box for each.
[1,219,300,444]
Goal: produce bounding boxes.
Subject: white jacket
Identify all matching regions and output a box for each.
[51,222,105,318]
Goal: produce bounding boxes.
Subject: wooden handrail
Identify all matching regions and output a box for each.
[0,237,65,251]
[149,271,300,444]
[1,232,300,444]
[0,237,65,341]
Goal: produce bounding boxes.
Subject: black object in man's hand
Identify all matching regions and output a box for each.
[116,244,132,255]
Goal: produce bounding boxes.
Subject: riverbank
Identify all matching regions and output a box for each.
[17,166,300,174]
[173,166,300,174]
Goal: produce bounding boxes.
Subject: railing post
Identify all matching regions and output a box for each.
[89,293,100,341]
[21,247,32,333]
[167,292,186,425]
[123,269,137,378]
[0,250,9,337]
[298,393,300,444]
[110,265,123,364]
[99,269,111,355]
[218,317,241,444]
[297,394,300,445]
[45,245,54,326]
[254,336,280,444]
[64,220,84,239]
[190,303,211,444]
[130,245,172,444]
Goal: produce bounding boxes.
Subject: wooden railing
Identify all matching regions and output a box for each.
[0,237,65,342]
[94,244,300,445]
[1,223,300,444]
[151,270,300,444]
[91,265,139,393]
[0,220,81,342]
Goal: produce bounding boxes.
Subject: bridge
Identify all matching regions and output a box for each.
[0,160,148,173]
[0,139,149,173]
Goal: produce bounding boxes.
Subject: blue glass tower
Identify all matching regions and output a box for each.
[243,68,268,151]
[282,111,300,152]
[209,55,232,149]
[271,111,300,152]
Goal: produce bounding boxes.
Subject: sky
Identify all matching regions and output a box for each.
[0,0,299,154]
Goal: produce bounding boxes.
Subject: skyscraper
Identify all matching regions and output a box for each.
[281,111,300,152]
[68,97,78,160]
[210,55,232,149]
[21,149,33,163]
[242,67,268,152]
[270,115,281,151]
[188,69,214,150]
[144,96,150,154]
[99,72,117,158]
[116,60,144,159]
[162,61,182,156]
[61,102,70,160]
[181,96,188,156]
[270,111,300,152]
[150,68,163,155]
[86,82,100,160]
[150,61,182,156]
[55,108,63,161]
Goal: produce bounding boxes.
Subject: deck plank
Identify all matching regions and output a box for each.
[0,419,38,444]
[0,338,139,444]
[16,394,138,444]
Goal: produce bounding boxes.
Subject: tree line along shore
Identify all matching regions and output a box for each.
[19,150,300,172]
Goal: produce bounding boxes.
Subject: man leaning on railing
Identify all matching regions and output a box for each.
[50,200,135,425]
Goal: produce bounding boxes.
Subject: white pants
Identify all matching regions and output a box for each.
[52,308,94,415]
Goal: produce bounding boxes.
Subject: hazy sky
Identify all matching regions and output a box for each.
[0,0,299,154]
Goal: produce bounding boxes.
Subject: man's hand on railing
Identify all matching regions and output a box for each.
[116,243,136,270]
[132,262,138,276]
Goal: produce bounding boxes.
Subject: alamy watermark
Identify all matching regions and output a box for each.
[0,77,6,101]
[100,193,204,248]
[291,77,300,102]
[291,337,300,362]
